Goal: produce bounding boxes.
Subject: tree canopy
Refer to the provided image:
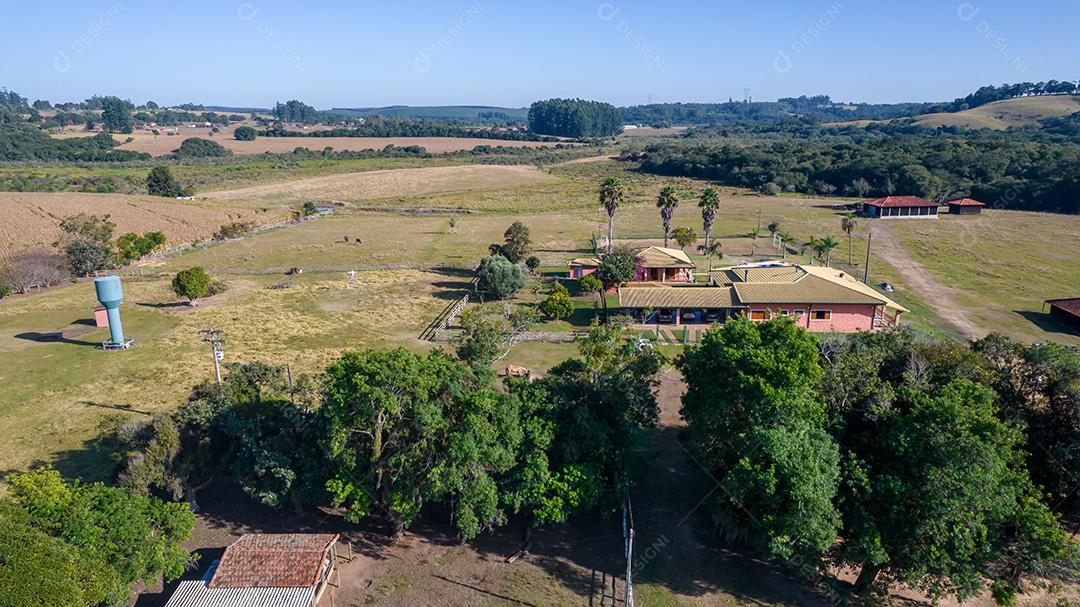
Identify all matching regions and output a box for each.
[477,254,528,299]
[528,98,622,138]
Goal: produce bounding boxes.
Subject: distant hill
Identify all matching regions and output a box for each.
[329,105,528,122]
[912,95,1080,130]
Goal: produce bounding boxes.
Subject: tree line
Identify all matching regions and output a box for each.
[261,115,561,141]
[679,319,1079,604]
[620,96,934,127]
[527,98,623,138]
[0,107,148,162]
[634,135,1080,214]
[942,80,1080,112]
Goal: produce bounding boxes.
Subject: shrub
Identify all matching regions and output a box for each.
[477,255,528,300]
[175,137,230,158]
[597,248,638,287]
[146,166,181,197]
[525,256,541,272]
[302,201,318,216]
[541,283,575,320]
[172,267,211,305]
[577,273,602,294]
[234,126,257,141]
[213,222,253,240]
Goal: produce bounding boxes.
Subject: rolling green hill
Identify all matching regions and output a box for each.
[912,95,1080,129]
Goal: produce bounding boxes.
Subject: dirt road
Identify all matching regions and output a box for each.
[871,223,985,338]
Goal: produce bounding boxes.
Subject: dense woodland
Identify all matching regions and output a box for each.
[620,95,934,127]
[527,98,623,138]
[261,115,559,141]
[634,129,1080,214]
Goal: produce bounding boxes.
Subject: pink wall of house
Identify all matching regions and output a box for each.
[746,303,879,333]
[636,267,693,282]
[569,265,598,279]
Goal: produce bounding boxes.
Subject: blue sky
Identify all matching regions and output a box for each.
[4,0,1078,108]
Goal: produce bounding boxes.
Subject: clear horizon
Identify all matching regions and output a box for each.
[4,0,1078,108]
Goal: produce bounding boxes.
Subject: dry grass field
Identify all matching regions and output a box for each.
[0,191,282,260]
[102,124,562,156]
[913,95,1080,129]
[204,164,560,205]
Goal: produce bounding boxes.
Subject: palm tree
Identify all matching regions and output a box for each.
[819,235,839,267]
[748,228,761,257]
[767,221,781,238]
[841,214,858,265]
[803,236,820,264]
[700,240,723,269]
[656,186,679,248]
[698,188,720,267]
[599,177,625,253]
[779,231,795,259]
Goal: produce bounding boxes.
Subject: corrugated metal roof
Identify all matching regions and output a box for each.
[619,286,738,309]
[165,580,317,607]
[636,246,695,268]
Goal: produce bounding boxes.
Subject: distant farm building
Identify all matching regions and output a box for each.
[861,196,939,219]
[945,198,988,215]
[1044,298,1080,333]
[618,261,907,333]
[164,533,339,607]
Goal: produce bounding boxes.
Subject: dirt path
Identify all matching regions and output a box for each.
[871,224,985,338]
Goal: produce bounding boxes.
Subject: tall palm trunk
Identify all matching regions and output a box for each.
[607,214,614,253]
[848,233,853,265]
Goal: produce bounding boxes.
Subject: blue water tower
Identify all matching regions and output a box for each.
[94,276,131,349]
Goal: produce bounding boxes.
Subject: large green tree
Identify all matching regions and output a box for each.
[679,316,840,562]
[321,348,521,539]
[476,254,528,299]
[100,96,133,134]
[3,469,194,606]
[489,221,532,263]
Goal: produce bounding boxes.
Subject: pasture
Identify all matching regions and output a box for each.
[912,94,1080,129]
[0,191,282,261]
[4,160,1077,477]
[1,158,1077,607]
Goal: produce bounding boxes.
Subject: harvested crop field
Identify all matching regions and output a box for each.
[205,164,560,204]
[0,192,279,260]
[113,128,563,156]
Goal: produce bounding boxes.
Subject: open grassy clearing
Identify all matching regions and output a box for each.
[204,164,560,206]
[0,191,281,260]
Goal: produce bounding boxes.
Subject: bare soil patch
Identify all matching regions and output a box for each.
[111,125,562,156]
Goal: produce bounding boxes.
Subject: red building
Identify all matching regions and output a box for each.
[861,196,940,219]
[945,198,987,215]
[1045,298,1080,333]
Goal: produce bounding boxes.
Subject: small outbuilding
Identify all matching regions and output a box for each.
[945,198,987,215]
[1044,298,1080,333]
[861,196,939,219]
[567,257,601,279]
[165,533,339,607]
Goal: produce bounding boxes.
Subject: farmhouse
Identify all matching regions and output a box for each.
[861,196,939,219]
[618,262,907,332]
[945,198,988,215]
[164,533,339,607]
[634,246,696,282]
[1044,298,1080,332]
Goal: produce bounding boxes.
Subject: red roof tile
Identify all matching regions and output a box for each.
[1046,298,1080,317]
[863,196,939,208]
[946,198,987,207]
[208,534,338,589]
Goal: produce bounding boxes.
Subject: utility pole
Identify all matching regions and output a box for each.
[863,231,873,283]
[199,329,225,386]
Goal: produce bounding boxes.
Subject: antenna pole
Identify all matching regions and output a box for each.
[199,329,225,387]
[863,232,872,283]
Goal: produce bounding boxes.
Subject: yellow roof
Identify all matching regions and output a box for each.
[636,246,695,268]
[620,286,736,309]
[798,265,909,313]
[732,275,884,306]
[568,257,601,266]
[714,265,805,285]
